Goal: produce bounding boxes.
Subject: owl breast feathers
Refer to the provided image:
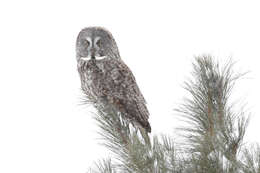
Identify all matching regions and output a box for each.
[78,57,151,133]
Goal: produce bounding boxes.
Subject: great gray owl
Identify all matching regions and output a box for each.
[76,27,151,133]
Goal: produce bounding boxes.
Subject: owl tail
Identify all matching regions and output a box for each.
[138,119,151,133]
[144,122,151,133]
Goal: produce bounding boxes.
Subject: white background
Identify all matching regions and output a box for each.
[0,0,260,172]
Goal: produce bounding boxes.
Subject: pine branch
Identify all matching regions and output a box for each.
[81,55,258,172]
[88,158,116,173]
[241,144,260,172]
[82,90,184,172]
[175,55,250,172]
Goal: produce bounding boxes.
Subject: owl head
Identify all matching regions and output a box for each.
[76,27,120,61]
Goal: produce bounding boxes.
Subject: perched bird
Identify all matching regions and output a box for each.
[76,27,151,133]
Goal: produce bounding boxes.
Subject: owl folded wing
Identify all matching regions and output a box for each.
[102,58,150,129]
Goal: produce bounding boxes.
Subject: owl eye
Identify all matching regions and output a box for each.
[83,39,90,47]
[96,39,102,47]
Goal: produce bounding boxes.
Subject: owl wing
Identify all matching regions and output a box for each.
[102,58,151,132]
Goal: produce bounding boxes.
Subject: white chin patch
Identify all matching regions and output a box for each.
[80,56,106,61]
[80,57,91,61]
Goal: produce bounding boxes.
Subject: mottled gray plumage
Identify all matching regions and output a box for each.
[76,27,151,133]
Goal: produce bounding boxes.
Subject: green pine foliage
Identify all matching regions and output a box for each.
[83,55,259,173]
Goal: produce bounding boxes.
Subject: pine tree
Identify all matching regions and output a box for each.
[83,55,260,173]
